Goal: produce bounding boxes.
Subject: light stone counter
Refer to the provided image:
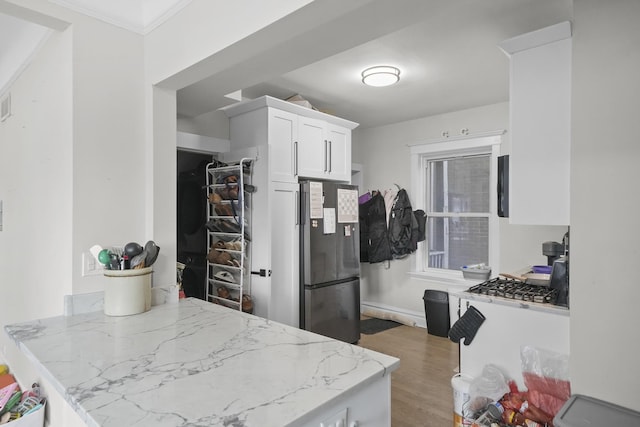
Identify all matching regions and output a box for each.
[5,298,399,427]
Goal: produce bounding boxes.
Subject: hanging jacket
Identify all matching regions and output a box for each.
[412,209,427,249]
[388,189,418,259]
[359,197,371,263]
[362,192,392,263]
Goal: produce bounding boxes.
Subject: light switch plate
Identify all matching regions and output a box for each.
[82,252,102,276]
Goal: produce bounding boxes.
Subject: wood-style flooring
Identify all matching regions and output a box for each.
[358,321,459,427]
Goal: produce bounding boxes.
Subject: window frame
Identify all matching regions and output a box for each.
[409,131,504,283]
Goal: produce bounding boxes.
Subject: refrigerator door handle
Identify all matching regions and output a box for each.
[295,190,300,225]
[300,189,306,226]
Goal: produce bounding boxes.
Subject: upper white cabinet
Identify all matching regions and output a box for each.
[268,109,298,182]
[500,21,572,225]
[297,117,352,181]
[224,96,358,183]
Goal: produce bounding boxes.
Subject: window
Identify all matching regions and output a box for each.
[410,132,503,280]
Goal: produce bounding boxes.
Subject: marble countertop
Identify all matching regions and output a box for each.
[5,298,399,427]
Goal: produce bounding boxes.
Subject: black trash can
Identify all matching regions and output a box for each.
[423,290,450,337]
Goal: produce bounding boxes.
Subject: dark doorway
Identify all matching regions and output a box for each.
[177,150,213,300]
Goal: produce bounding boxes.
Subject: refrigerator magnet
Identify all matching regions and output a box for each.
[337,188,359,223]
[323,208,336,234]
[344,225,351,237]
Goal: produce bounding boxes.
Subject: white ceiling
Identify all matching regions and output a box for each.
[1,0,573,129]
[175,0,573,128]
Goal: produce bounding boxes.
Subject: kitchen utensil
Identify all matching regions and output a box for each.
[90,245,103,263]
[144,240,160,267]
[108,253,120,270]
[130,249,147,269]
[98,249,111,265]
[500,272,550,286]
[124,242,143,258]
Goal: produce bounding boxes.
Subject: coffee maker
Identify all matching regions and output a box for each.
[543,231,569,307]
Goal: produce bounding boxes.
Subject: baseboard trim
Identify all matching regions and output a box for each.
[361,301,426,329]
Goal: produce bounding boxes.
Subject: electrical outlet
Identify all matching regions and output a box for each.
[82,252,102,276]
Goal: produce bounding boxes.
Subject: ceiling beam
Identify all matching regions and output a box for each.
[0,1,69,30]
[164,0,440,117]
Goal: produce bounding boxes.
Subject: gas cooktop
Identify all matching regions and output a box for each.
[466,277,559,304]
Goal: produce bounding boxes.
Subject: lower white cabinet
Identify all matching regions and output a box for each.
[299,373,392,427]
[457,297,569,389]
[269,180,300,327]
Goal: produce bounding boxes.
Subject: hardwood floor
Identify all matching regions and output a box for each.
[358,322,459,427]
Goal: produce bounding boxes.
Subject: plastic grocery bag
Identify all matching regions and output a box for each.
[521,345,571,415]
[464,364,510,419]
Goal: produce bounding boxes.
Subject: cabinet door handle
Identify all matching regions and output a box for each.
[294,141,298,176]
[323,139,328,172]
[328,140,332,173]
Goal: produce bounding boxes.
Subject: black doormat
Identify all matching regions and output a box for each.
[360,318,402,335]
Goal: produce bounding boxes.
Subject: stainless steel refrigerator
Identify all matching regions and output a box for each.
[299,180,360,344]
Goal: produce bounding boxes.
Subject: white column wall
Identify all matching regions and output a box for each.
[0,25,72,327]
[570,0,640,411]
[70,14,146,294]
[0,29,85,427]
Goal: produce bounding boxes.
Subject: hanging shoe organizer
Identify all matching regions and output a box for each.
[205,159,253,313]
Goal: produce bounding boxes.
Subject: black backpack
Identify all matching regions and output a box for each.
[388,189,418,259]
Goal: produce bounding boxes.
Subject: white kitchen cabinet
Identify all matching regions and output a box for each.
[269,108,298,182]
[456,295,569,389]
[222,96,358,324]
[225,96,358,183]
[269,181,300,327]
[297,116,352,182]
[500,21,572,225]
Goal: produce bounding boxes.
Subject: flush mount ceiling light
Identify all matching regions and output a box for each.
[361,66,401,87]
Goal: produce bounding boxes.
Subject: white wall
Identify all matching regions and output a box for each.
[571,0,640,411]
[70,12,147,294]
[0,27,86,426]
[353,102,566,320]
[177,110,229,140]
[0,22,72,326]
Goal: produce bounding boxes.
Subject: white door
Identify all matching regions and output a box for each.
[269,181,300,327]
[297,116,327,179]
[326,124,351,182]
[268,109,298,183]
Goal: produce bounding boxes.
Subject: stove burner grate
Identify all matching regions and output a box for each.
[467,277,558,304]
